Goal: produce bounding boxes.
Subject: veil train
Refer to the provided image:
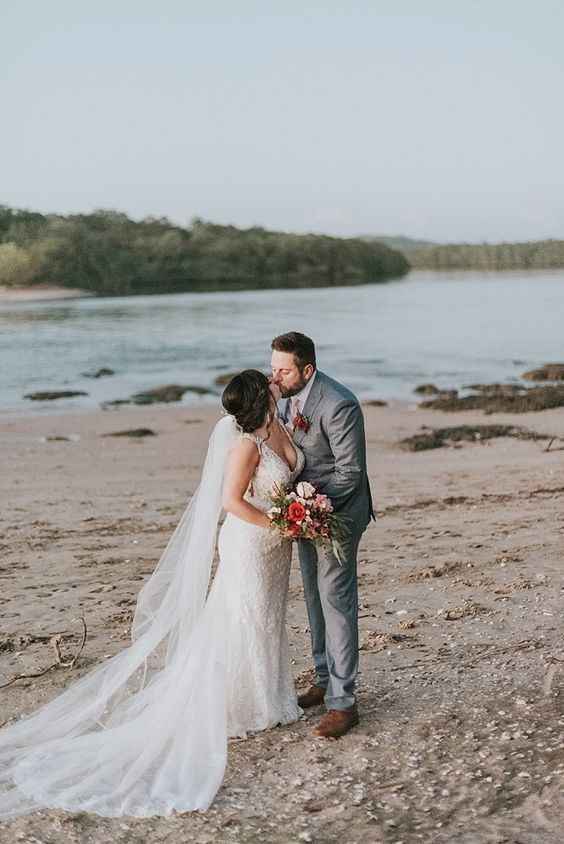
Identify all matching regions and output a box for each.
[0,414,239,818]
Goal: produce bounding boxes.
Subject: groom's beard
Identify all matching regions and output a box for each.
[278,376,309,399]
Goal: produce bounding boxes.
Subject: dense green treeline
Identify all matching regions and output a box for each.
[399,239,564,270]
[0,206,409,295]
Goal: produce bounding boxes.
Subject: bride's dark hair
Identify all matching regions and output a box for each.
[221,369,272,433]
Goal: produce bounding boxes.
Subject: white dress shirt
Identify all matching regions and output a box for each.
[287,369,317,423]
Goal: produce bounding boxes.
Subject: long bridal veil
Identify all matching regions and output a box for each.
[0,414,240,818]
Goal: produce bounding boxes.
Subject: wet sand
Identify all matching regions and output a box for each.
[1,402,564,843]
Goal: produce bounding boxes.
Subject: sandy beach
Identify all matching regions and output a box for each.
[0,286,91,303]
[1,401,564,843]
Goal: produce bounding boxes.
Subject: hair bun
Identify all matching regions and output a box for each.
[221,370,271,433]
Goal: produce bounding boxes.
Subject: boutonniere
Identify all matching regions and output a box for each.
[293,412,311,433]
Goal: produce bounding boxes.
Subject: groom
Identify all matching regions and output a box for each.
[271,332,375,738]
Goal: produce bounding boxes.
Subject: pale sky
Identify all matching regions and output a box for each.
[2,1,563,242]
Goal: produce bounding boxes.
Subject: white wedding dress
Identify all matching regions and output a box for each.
[0,416,304,818]
[220,431,304,737]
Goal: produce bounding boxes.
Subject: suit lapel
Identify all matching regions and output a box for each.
[278,397,291,424]
[292,372,324,445]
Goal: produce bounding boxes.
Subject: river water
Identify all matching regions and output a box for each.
[1,270,562,415]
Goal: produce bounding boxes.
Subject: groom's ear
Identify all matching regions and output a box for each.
[303,364,314,380]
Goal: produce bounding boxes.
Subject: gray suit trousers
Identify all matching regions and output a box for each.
[298,530,361,710]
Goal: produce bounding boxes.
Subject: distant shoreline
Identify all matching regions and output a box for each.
[0,275,406,303]
[0,285,93,303]
[1,266,563,307]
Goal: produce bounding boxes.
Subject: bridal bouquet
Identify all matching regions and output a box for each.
[267,481,348,551]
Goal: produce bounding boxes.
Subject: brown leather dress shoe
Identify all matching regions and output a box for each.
[313,705,359,738]
[297,685,326,709]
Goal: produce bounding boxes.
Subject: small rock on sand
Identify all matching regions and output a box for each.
[101,428,157,438]
[24,390,89,401]
[82,367,115,379]
[131,384,213,403]
[522,363,564,381]
[102,384,215,407]
[414,383,441,395]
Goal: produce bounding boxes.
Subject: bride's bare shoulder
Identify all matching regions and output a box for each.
[227,434,261,465]
[223,436,261,493]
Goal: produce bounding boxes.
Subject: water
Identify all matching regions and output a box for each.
[1,269,562,415]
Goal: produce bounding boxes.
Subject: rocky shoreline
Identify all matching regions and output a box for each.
[12,361,564,419]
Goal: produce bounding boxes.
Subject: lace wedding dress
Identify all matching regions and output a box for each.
[0,417,304,818]
[220,430,305,737]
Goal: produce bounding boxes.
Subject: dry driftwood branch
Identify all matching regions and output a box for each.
[543,437,564,453]
[389,639,544,673]
[544,664,559,696]
[543,655,564,696]
[0,617,88,690]
[51,617,88,668]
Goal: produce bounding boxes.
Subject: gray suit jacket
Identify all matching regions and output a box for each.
[280,370,375,536]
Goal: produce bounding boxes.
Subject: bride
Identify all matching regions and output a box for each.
[0,369,305,818]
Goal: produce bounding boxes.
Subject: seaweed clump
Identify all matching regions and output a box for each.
[419,384,564,414]
[400,424,550,452]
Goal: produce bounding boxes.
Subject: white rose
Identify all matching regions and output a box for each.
[296,481,316,499]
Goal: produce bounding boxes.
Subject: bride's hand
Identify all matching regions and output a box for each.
[268,378,281,402]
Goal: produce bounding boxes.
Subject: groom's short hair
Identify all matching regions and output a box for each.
[271,332,316,370]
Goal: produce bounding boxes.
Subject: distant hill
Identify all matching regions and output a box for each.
[363,235,437,252]
[0,205,410,296]
[406,239,564,270]
[368,234,564,270]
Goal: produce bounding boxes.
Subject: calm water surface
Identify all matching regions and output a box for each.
[1,270,562,415]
